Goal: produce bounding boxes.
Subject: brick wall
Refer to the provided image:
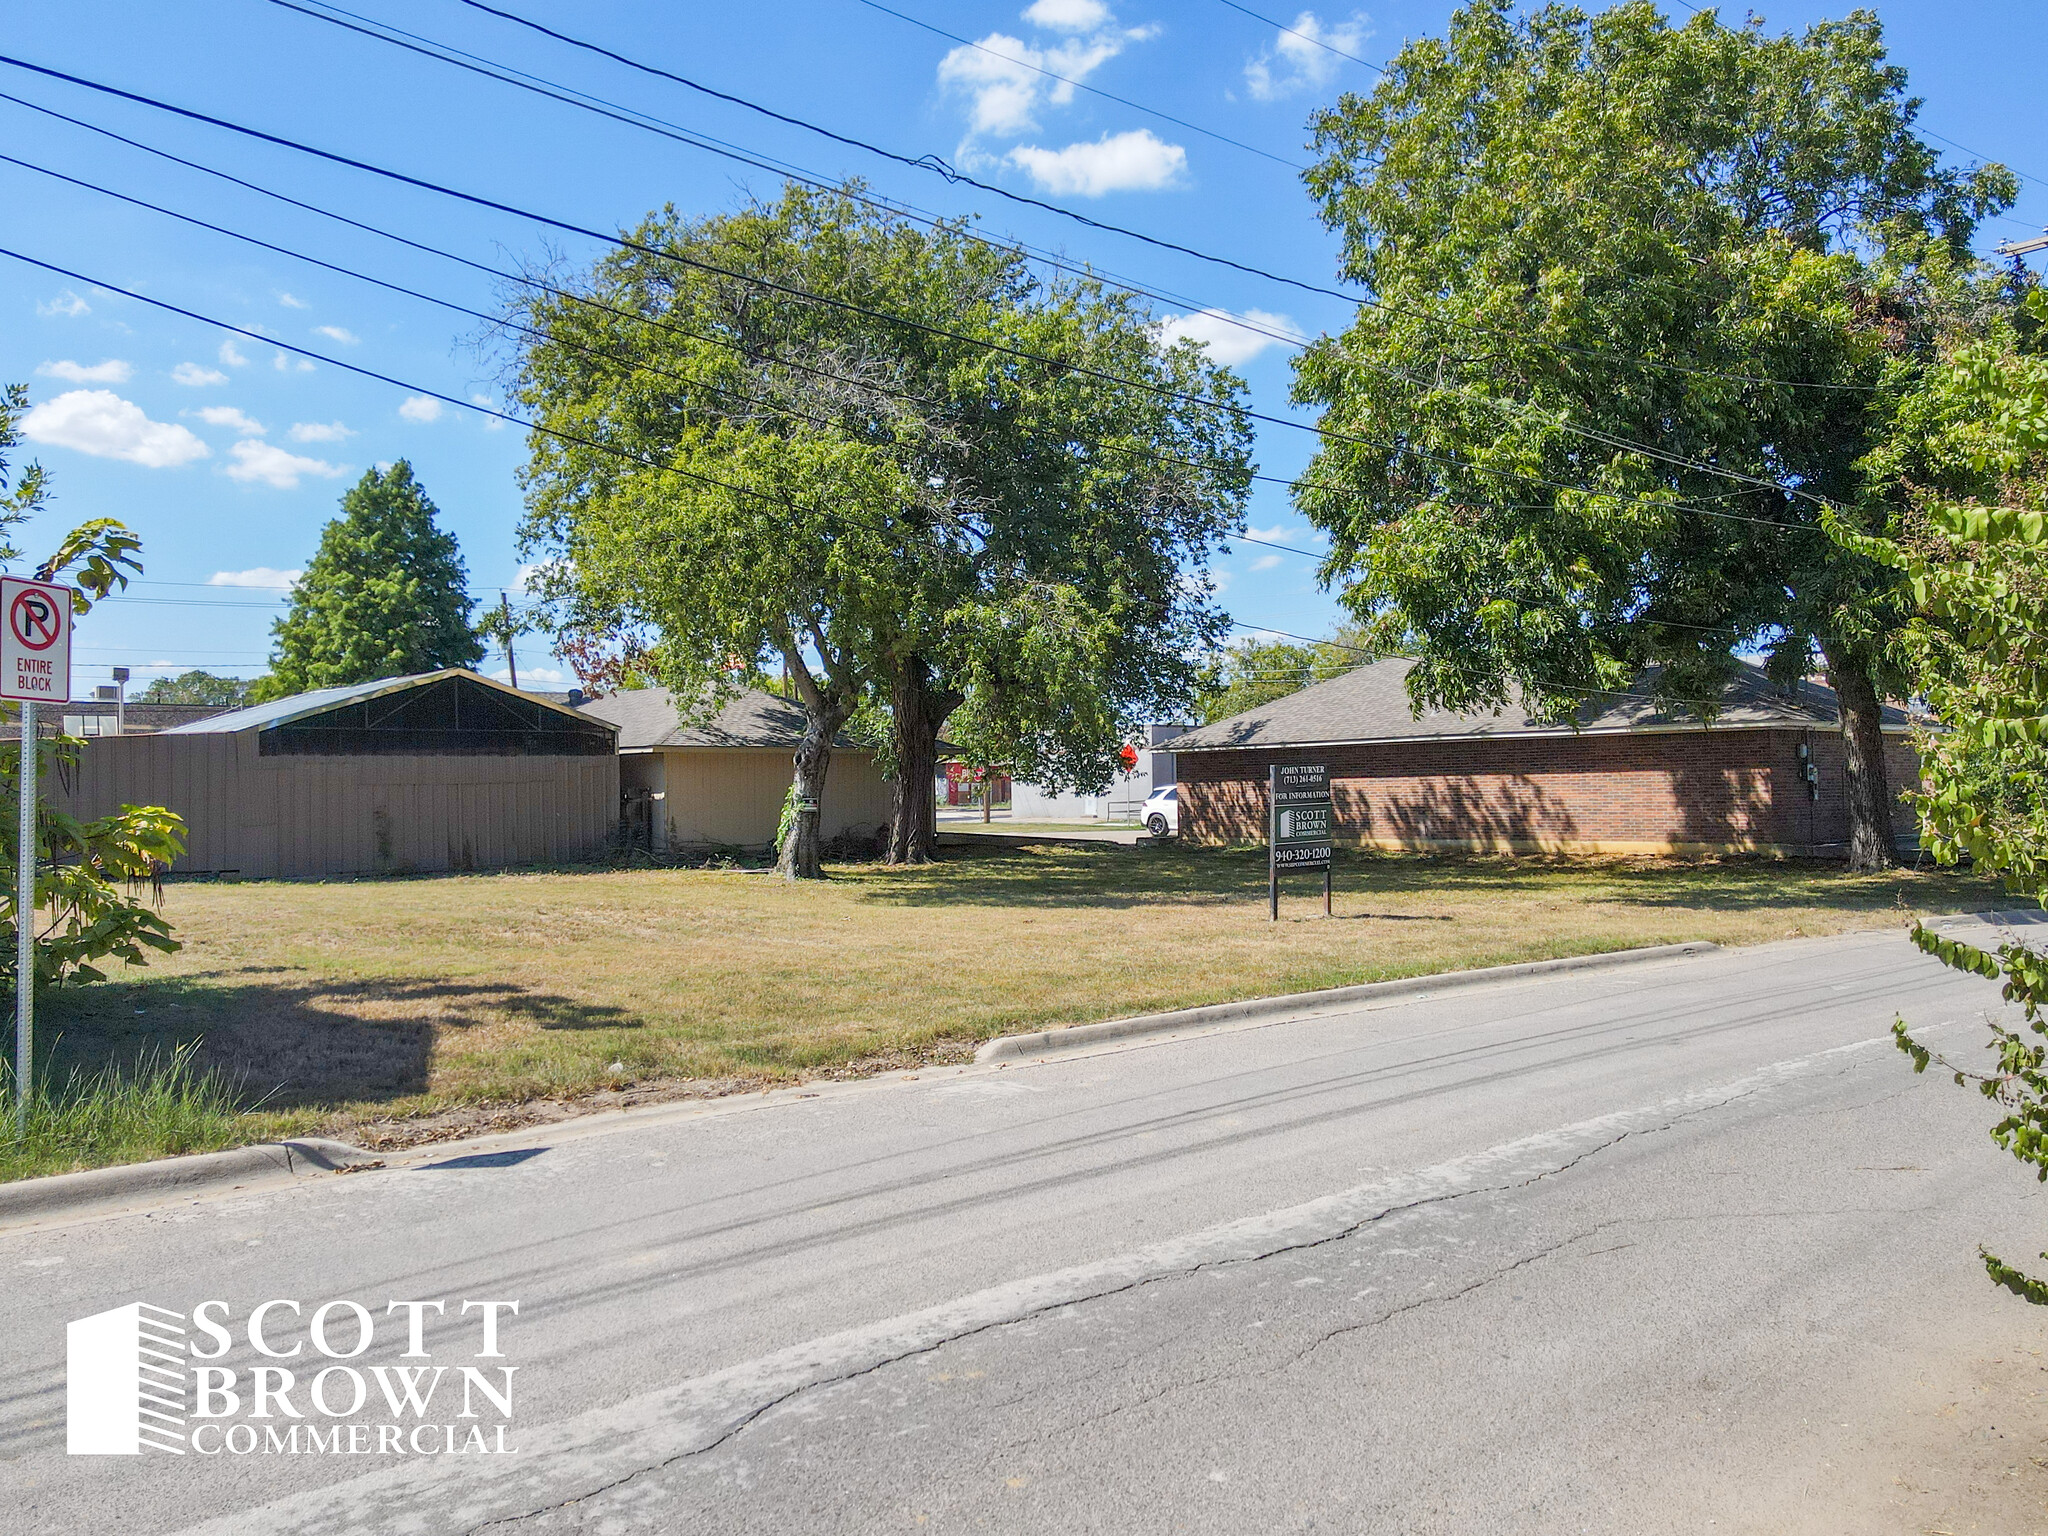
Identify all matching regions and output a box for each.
[1178,728,1921,856]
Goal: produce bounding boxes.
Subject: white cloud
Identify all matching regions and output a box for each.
[939,25,1147,138]
[1155,307,1308,365]
[37,358,133,385]
[191,405,267,436]
[1005,129,1186,195]
[171,362,230,387]
[1249,553,1285,571]
[1245,10,1370,101]
[289,420,353,443]
[209,567,301,589]
[1022,0,1111,30]
[224,439,346,490]
[37,290,91,318]
[278,292,309,309]
[511,562,547,595]
[19,390,210,468]
[472,393,508,431]
[1247,523,1323,545]
[273,351,315,373]
[219,337,249,367]
[398,395,443,423]
[487,665,566,687]
[313,325,359,345]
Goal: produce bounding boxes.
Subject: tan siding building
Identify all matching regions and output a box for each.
[50,671,619,878]
[574,688,894,852]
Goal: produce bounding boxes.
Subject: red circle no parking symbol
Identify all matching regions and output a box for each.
[9,586,63,652]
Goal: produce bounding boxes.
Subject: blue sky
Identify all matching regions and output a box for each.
[6,0,2044,695]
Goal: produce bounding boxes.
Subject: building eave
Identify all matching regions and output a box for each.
[1169,719,1915,754]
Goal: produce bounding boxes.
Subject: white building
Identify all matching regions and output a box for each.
[1008,723,1189,822]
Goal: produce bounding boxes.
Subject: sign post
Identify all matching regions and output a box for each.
[3,576,72,1128]
[1268,764,1333,921]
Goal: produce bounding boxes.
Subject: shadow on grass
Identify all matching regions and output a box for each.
[836,842,1999,915]
[35,971,636,1111]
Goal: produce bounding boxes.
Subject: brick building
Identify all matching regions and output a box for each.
[1162,658,1919,858]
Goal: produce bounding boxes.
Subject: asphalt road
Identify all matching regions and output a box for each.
[6,918,2048,1534]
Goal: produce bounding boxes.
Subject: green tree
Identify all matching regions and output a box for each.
[1836,308,2048,1300]
[0,385,186,1013]
[1293,1,2017,870]
[260,461,481,699]
[1195,627,1369,725]
[137,670,259,707]
[512,183,1249,875]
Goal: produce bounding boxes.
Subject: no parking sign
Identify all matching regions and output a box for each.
[5,574,71,1126]
[0,576,71,703]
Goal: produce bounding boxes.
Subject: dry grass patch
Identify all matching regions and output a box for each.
[24,843,2004,1161]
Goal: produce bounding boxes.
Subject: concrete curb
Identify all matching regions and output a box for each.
[0,1137,382,1227]
[975,941,1722,1064]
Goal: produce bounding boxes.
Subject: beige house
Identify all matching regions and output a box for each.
[574,688,894,851]
[51,670,619,878]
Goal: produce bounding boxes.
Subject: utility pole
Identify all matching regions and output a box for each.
[498,592,519,690]
[1997,231,2048,257]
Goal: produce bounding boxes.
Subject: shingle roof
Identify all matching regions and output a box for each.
[573,687,872,751]
[1160,656,1912,753]
[161,670,599,734]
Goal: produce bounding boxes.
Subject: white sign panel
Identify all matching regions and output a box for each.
[0,577,72,703]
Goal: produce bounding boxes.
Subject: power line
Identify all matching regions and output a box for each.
[269,0,1344,311]
[5,245,1253,647]
[1212,1,1386,75]
[6,148,1295,510]
[273,3,1886,398]
[0,246,890,535]
[7,105,1827,544]
[15,132,1581,545]
[94,596,286,609]
[433,0,1319,284]
[1919,126,2048,192]
[1,83,1309,420]
[843,0,1302,170]
[0,59,1854,527]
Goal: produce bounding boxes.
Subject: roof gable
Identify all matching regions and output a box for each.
[1161,656,1910,752]
[572,687,873,751]
[165,670,611,738]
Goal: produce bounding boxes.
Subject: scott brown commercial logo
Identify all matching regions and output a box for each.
[67,1297,520,1457]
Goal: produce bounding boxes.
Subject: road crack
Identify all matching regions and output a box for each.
[464,1077,1804,1530]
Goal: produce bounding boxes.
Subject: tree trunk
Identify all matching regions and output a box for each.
[1822,647,1897,872]
[777,722,834,881]
[887,658,959,866]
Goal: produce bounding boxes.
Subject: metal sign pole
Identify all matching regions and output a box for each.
[1,577,73,1130]
[16,699,33,1130]
[1268,765,1279,922]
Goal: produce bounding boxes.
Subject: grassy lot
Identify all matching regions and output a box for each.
[7,842,2008,1177]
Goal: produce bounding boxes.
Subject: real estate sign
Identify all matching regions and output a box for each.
[1268,763,1333,919]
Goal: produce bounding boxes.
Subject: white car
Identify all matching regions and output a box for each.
[1143,785,1179,838]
